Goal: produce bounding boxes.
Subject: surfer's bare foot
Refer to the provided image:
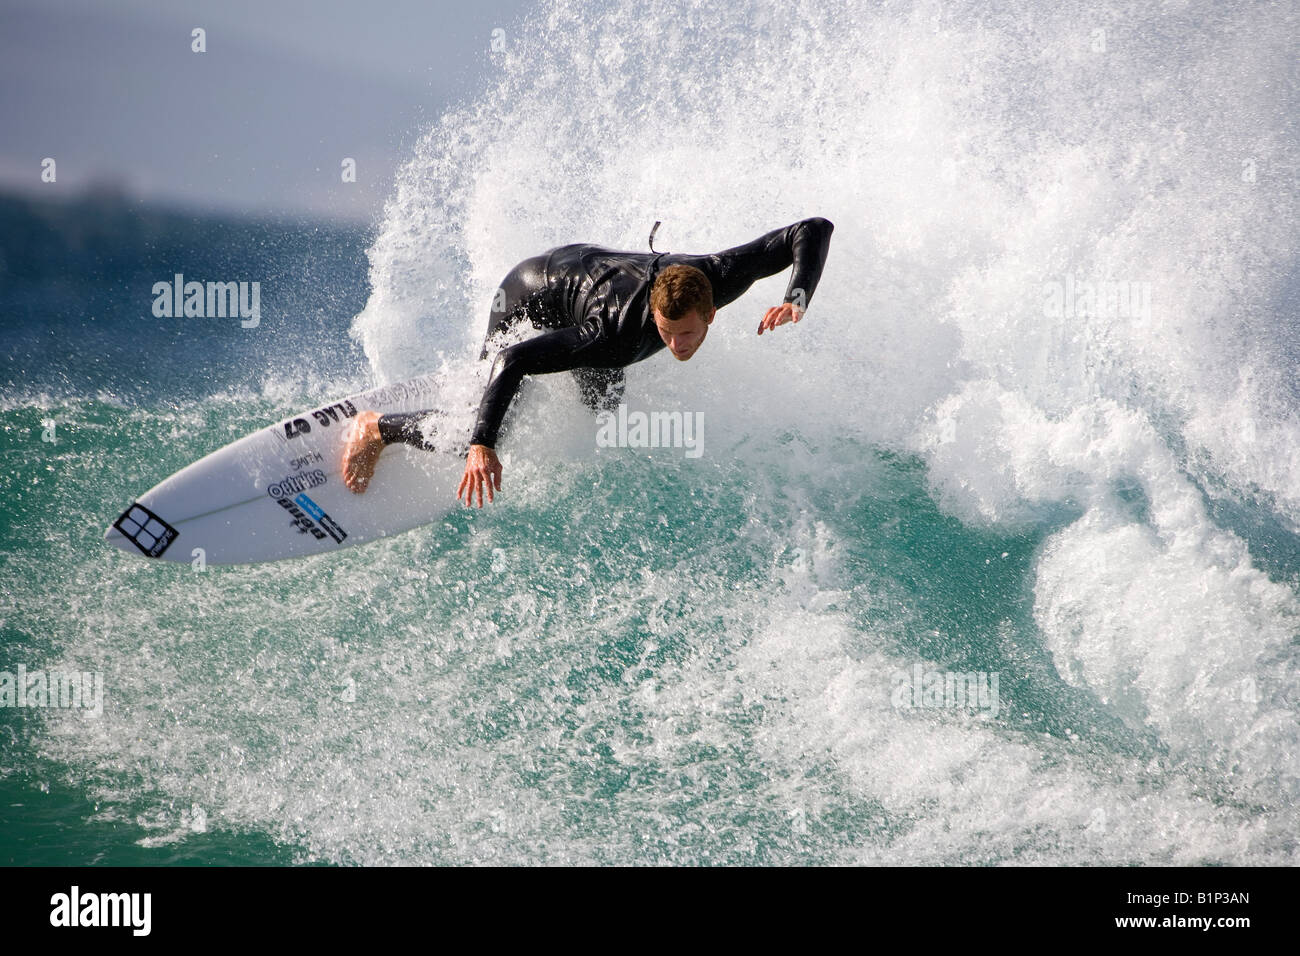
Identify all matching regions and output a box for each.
[342,410,384,493]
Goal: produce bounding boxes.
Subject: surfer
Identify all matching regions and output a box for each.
[342,217,834,505]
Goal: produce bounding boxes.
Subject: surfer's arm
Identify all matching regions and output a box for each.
[701,217,834,325]
[470,324,603,449]
[373,322,588,456]
[455,325,607,507]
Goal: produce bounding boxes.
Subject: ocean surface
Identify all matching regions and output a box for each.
[2,0,1298,865]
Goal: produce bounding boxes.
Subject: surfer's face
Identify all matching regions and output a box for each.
[654,307,715,361]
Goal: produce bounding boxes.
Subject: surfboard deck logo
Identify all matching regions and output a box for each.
[111,503,180,558]
[278,492,347,544]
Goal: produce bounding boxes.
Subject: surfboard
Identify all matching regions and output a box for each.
[104,374,468,565]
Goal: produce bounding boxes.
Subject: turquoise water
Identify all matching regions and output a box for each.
[3,0,1299,865]
[0,392,1140,864]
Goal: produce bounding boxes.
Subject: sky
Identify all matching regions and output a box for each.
[0,0,539,222]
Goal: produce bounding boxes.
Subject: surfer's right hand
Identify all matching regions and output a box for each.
[457,444,502,508]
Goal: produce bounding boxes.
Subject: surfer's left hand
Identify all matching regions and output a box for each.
[757,302,803,335]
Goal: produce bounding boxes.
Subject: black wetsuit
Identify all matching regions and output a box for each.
[377,217,834,452]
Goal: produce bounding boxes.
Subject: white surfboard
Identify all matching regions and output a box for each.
[104,374,470,565]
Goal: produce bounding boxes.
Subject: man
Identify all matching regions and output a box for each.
[342,217,834,505]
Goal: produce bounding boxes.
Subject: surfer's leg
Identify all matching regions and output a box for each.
[479,254,556,360]
[376,411,438,451]
[571,366,625,412]
[343,408,460,493]
[364,253,597,476]
[367,255,556,464]
[344,405,440,493]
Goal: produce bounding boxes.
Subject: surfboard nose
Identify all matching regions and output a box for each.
[104,517,131,552]
[106,502,180,559]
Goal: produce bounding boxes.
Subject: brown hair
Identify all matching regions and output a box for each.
[650,264,714,320]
